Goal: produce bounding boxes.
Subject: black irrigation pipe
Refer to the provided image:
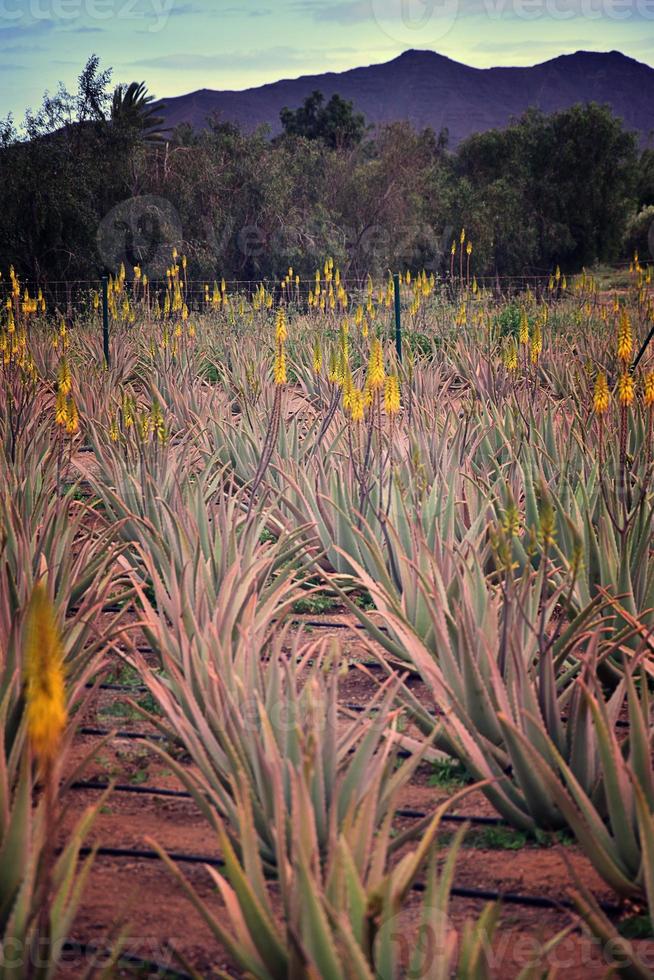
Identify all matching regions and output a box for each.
[62,940,192,980]
[72,779,192,800]
[78,845,224,867]
[414,882,622,916]
[77,725,415,758]
[94,682,149,693]
[79,725,168,742]
[69,779,508,827]
[71,845,622,916]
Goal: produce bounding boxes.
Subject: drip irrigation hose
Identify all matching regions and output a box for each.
[69,845,622,916]
[88,680,631,732]
[78,845,224,867]
[62,940,192,980]
[69,780,508,827]
[77,725,415,758]
[79,726,168,742]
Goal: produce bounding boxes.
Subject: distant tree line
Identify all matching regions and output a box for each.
[0,56,650,286]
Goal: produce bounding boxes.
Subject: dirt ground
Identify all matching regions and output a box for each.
[52,610,654,980]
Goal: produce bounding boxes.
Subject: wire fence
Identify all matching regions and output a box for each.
[1,269,628,314]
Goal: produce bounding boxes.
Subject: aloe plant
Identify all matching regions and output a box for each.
[150,780,532,980]
[134,632,434,869]
[496,663,654,901]
[340,519,636,835]
[0,756,103,980]
[0,582,110,980]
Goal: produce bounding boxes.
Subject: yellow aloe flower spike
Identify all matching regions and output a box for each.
[593,372,610,415]
[24,583,67,763]
[617,372,635,406]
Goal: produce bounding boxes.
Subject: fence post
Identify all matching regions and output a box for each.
[393,272,402,363]
[632,321,654,374]
[102,275,110,368]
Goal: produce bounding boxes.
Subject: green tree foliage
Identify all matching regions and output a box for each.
[0,62,646,284]
[455,104,638,273]
[0,57,166,280]
[280,91,366,149]
[638,147,654,207]
[111,81,168,143]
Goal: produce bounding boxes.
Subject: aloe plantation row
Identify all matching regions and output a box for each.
[2,260,654,978]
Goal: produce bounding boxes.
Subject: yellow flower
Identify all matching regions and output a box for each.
[152,408,166,443]
[530,323,542,364]
[275,308,287,344]
[617,309,633,364]
[55,388,68,427]
[367,338,385,391]
[24,583,67,763]
[274,346,287,386]
[519,311,529,346]
[644,371,654,408]
[65,397,79,435]
[349,388,364,423]
[313,341,322,375]
[617,372,635,406]
[384,374,401,415]
[593,372,610,415]
[342,361,354,410]
[57,358,72,395]
[504,341,518,372]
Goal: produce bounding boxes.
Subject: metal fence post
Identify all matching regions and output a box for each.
[393,272,402,363]
[102,275,110,368]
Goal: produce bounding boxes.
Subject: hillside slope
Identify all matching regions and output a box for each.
[156,49,654,145]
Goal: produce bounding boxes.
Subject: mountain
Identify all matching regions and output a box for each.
[156,49,654,147]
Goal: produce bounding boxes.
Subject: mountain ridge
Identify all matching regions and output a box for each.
[155,49,654,146]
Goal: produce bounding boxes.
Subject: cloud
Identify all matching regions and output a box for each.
[292,0,372,23]
[56,24,105,33]
[0,41,46,52]
[472,37,590,50]
[130,45,358,72]
[0,21,56,42]
[295,0,654,23]
[218,5,273,15]
[166,2,204,16]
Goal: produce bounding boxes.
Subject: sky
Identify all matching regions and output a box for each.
[1,0,653,120]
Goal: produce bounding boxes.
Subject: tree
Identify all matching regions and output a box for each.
[77,54,113,122]
[111,81,167,143]
[456,103,638,273]
[280,91,366,149]
[0,56,142,280]
[638,148,654,208]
